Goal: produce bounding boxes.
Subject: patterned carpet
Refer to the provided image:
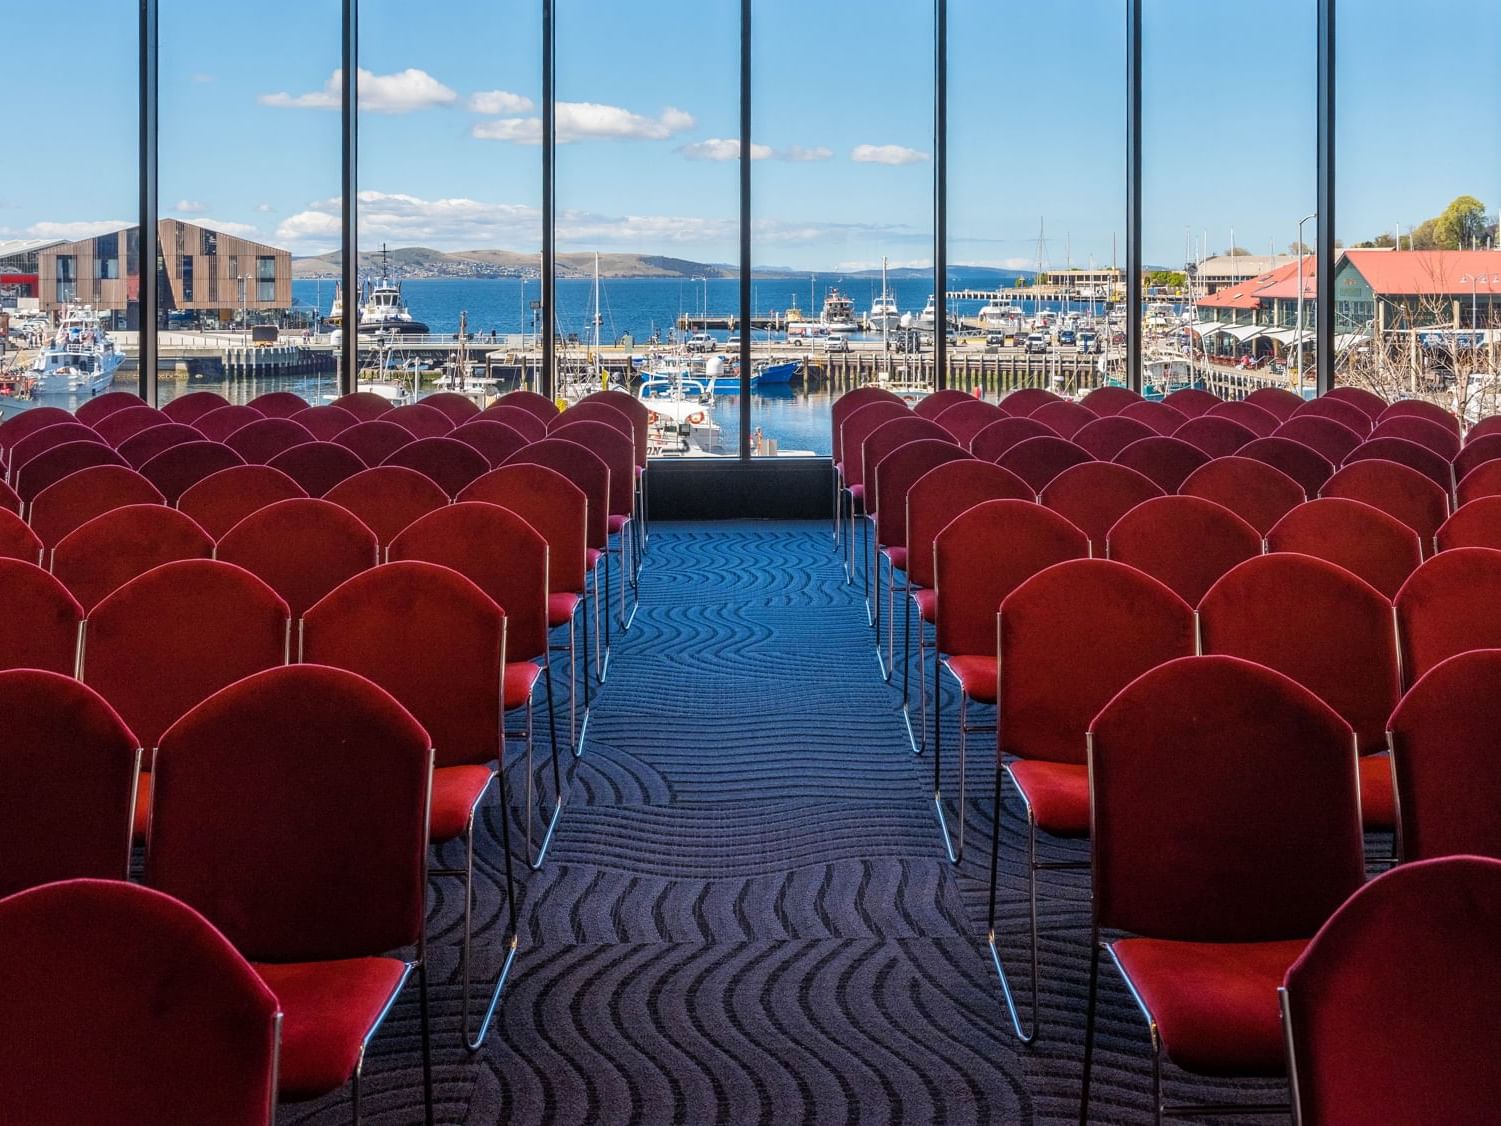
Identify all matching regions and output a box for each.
[284,520,1287,1125]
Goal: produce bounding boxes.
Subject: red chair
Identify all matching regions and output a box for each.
[8,421,105,475]
[1028,399,1097,440]
[28,464,164,550]
[193,404,264,443]
[0,671,139,896]
[1452,433,1501,486]
[1467,415,1501,444]
[266,441,367,497]
[289,403,359,440]
[0,507,42,564]
[1345,436,1455,497]
[1206,398,1280,437]
[930,499,1087,861]
[1201,553,1402,832]
[177,464,308,539]
[324,465,448,554]
[381,435,491,497]
[934,398,1002,445]
[81,559,290,840]
[1378,397,1460,436]
[1273,414,1365,465]
[1458,458,1501,506]
[1321,384,1386,421]
[1162,386,1219,416]
[245,390,307,418]
[859,415,954,607]
[13,441,128,508]
[390,503,563,866]
[146,664,435,1121]
[551,418,641,626]
[1369,415,1461,460]
[1436,496,1501,551]
[1322,458,1449,552]
[419,391,483,425]
[138,441,245,506]
[1079,656,1364,1123]
[0,879,282,1126]
[1266,497,1421,599]
[1180,456,1305,535]
[216,498,378,620]
[1039,461,1163,552]
[117,422,202,469]
[478,402,549,444]
[0,560,82,674]
[498,388,561,420]
[1242,385,1303,421]
[1395,547,1501,686]
[1106,494,1261,605]
[302,562,519,1049]
[52,505,214,610]
[92,404,171,448]
[330,390,396,420]
[0,405,72,472]
[550,399,634,442]
[451,419,532,467]
[1118,398,1188,435]
[1236,435,1336,497]
[73,390,146,427]
[1292,395,1374,435]
[996,435,1094,494]
[1387,650,1501,862]
[1173,414,1256,458]
[969,415,1056,462]
[335,418,415,465]
[576,390,651,545]
[385,402,455,439]
[0,478,18,515]
[837,401,909,579]
[1112,434,1212,492]
[1079,385,1142,415]
[997,387,1061,416]
[913,388,973,419]
[160,389,231,425]
[1071,415,1155,461]
[1281,857,1501,1125]
[224,417,316,464]
[988,559,1193,1041]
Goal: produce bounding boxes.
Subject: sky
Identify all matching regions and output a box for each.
[3,0,1497,271]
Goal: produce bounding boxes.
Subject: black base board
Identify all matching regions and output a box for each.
[645,458,834,521]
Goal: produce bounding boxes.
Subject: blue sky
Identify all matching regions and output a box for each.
[3,1,1496,270]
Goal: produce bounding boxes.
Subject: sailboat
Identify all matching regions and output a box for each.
[867,257,901,336]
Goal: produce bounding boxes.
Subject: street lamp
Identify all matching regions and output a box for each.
[237,274,248,345]
[1295,212,1316,395]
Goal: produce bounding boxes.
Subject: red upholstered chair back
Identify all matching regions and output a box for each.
[14,442,128,506]
[1111,434,1211,493]
[1161,386,1219,417]
[1265,497,1422,599]
[576,389,650,467]
[117,422,201,470]
[1274,414,1364,465]
[216,498,378,620]
[0,560,82,674]
[0,406,72,470]
[550,419,635,517]
[1282,857,1501,1125]
[1205,398,1279,437]
[1387,651,1501,862]
[1236,435,1335,498]
[385,402,455,439]
[288,404,359,441]
[0,507,42,564]
[82,559,290,752]
[334,418,414,465]
[498,388,562,420]
[1039,461,1163,552]
[905,460,1034,589]
[1071,415,1155,460]
[0,879,281,1126]
[28,465,164,549]
[1344,436,1454,496]
[996,435,1094,494]
[1106,494,1262,606]
[1079,385,1142,415]
[1437,496,1501,551]
[92,405,170,448]
[1452,433,1501,486]
[837,401,909,490]
[1369,415,1461,460]
[380,435,491,498]
[1292,395,1375,435]
[451,419,532,467]
[330,390,396,421]
[831,386,905,466]
[244,391,307,418]
[933,398,1003,447]
[969,415,1057,462]
[872,439,970,549]
[147,664,431,963]
[1377,397,1460,436]
[53,505,214,611]
[1321,458,1449,550]
[1118,398,1188,435]
[478,402,548,443]
[1467,415,1501,444]
[504,437,610,549]
[1200,553,1399,753]
[419,391,482,425]
[1458,458,1501,506]
[1321,384,1386,421]
[265,441,367,498]
[912,388,972,419]
[303,561,504,771]
[997,386,1061,416]
[9,422,105,474]
[1089,655,1364,942]
[0,672,138,897]
[192,404,263,443]
[1180,456,1305,535]
[159,390,231,424]
[1172,414,1256,458]
[223,417,316,464]
[73,391,145,427]
[460,464,588,595]
[1029,399,1097,440]
[551,400,634,441]
[933,499,1087,657]
[389,501,549,660]
[323,465,448,552]
[1395,547,1501,686]
[1242,385,1303,421]
[176,465,308,540]
[139,441,245,505]
[1000,559,1193,767]
[860,416,954,518]
[0,479,16,515]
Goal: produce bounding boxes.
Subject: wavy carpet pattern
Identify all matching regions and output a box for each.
[284,520,1285,1125]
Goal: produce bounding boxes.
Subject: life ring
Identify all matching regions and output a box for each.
[686,411,705,426]
[647,411,659,425]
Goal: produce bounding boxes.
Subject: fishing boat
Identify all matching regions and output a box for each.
[866,260,901,336]
[820,288,859,335]
[979,297,1025,333]
[637,371,724,455]
[29,307,122,395]
[328,244,430,336]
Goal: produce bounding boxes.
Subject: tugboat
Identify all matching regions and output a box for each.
[327,244,430,336]
[820,287,859,334]
[29,307,122,395]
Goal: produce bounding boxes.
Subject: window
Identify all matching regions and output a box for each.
[96,235,120,281]
[200,229,217,256]
[181,254,194,302]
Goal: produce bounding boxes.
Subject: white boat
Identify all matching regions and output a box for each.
[917,294,937,330]
[867,258,901,336]
[820,288,859,334]
[979,297,1025,333]
[636,372,723,455]
[330,244,430,336]
[29,307,122,395]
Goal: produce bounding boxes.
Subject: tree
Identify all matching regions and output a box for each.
[1288,240,1311,255]
[1356,233,1397,249]
[1223,246,1251,256]
[1435,194,1488,250]
[1410,218,1441,250]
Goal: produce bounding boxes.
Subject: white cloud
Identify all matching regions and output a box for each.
[174,199,207,213]
[678,138,772,162]
[471,117,540,143]
[27,219,131,241]
[468,89,534,115]
[179,217,261,239]
[256,202,275,213]
[780,145,833,162]
[851,143,930,166]
[473,101,696,144]
[259,67,457,114]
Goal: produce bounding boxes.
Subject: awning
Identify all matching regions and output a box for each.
[1262,328,1300,345]
[1335,333,1368,352]
[1222,324,1265,343]
[1188,320,1232,337]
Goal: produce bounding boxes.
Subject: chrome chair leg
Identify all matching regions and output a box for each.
[985,769,1038,1044]
[529,662,565,869]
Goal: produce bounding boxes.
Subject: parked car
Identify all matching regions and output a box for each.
[821,334,851,353]
[1025,333,1049,354]
[985,333,1006,350]
[1057,328,1077,347]
[1077,330,1099,353]
[686,332,718,353]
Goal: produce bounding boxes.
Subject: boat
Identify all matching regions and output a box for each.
[917,294,937,330]
[820,288,859,334]
[866,259,901,336]
[329,244,430,336]
[636,372,724,455]
[755,359,800,385]
[28,307,122,396]
[979,296,1024,333]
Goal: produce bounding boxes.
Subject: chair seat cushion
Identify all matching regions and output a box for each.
[133,772,151,840]
[504,660,543,711]
[607,513,630,534]
[912,587,937,623]
[881,546,908,572]
[256,957,411,1101]
[1005,759,1090,837]
[848,483,864,503]
[1110,936,1308,1077]
[943,654,997,703]
[429,764,495,842]
[548,592,580,627]
[1359,751,1395,830]
[586,548,602,570]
